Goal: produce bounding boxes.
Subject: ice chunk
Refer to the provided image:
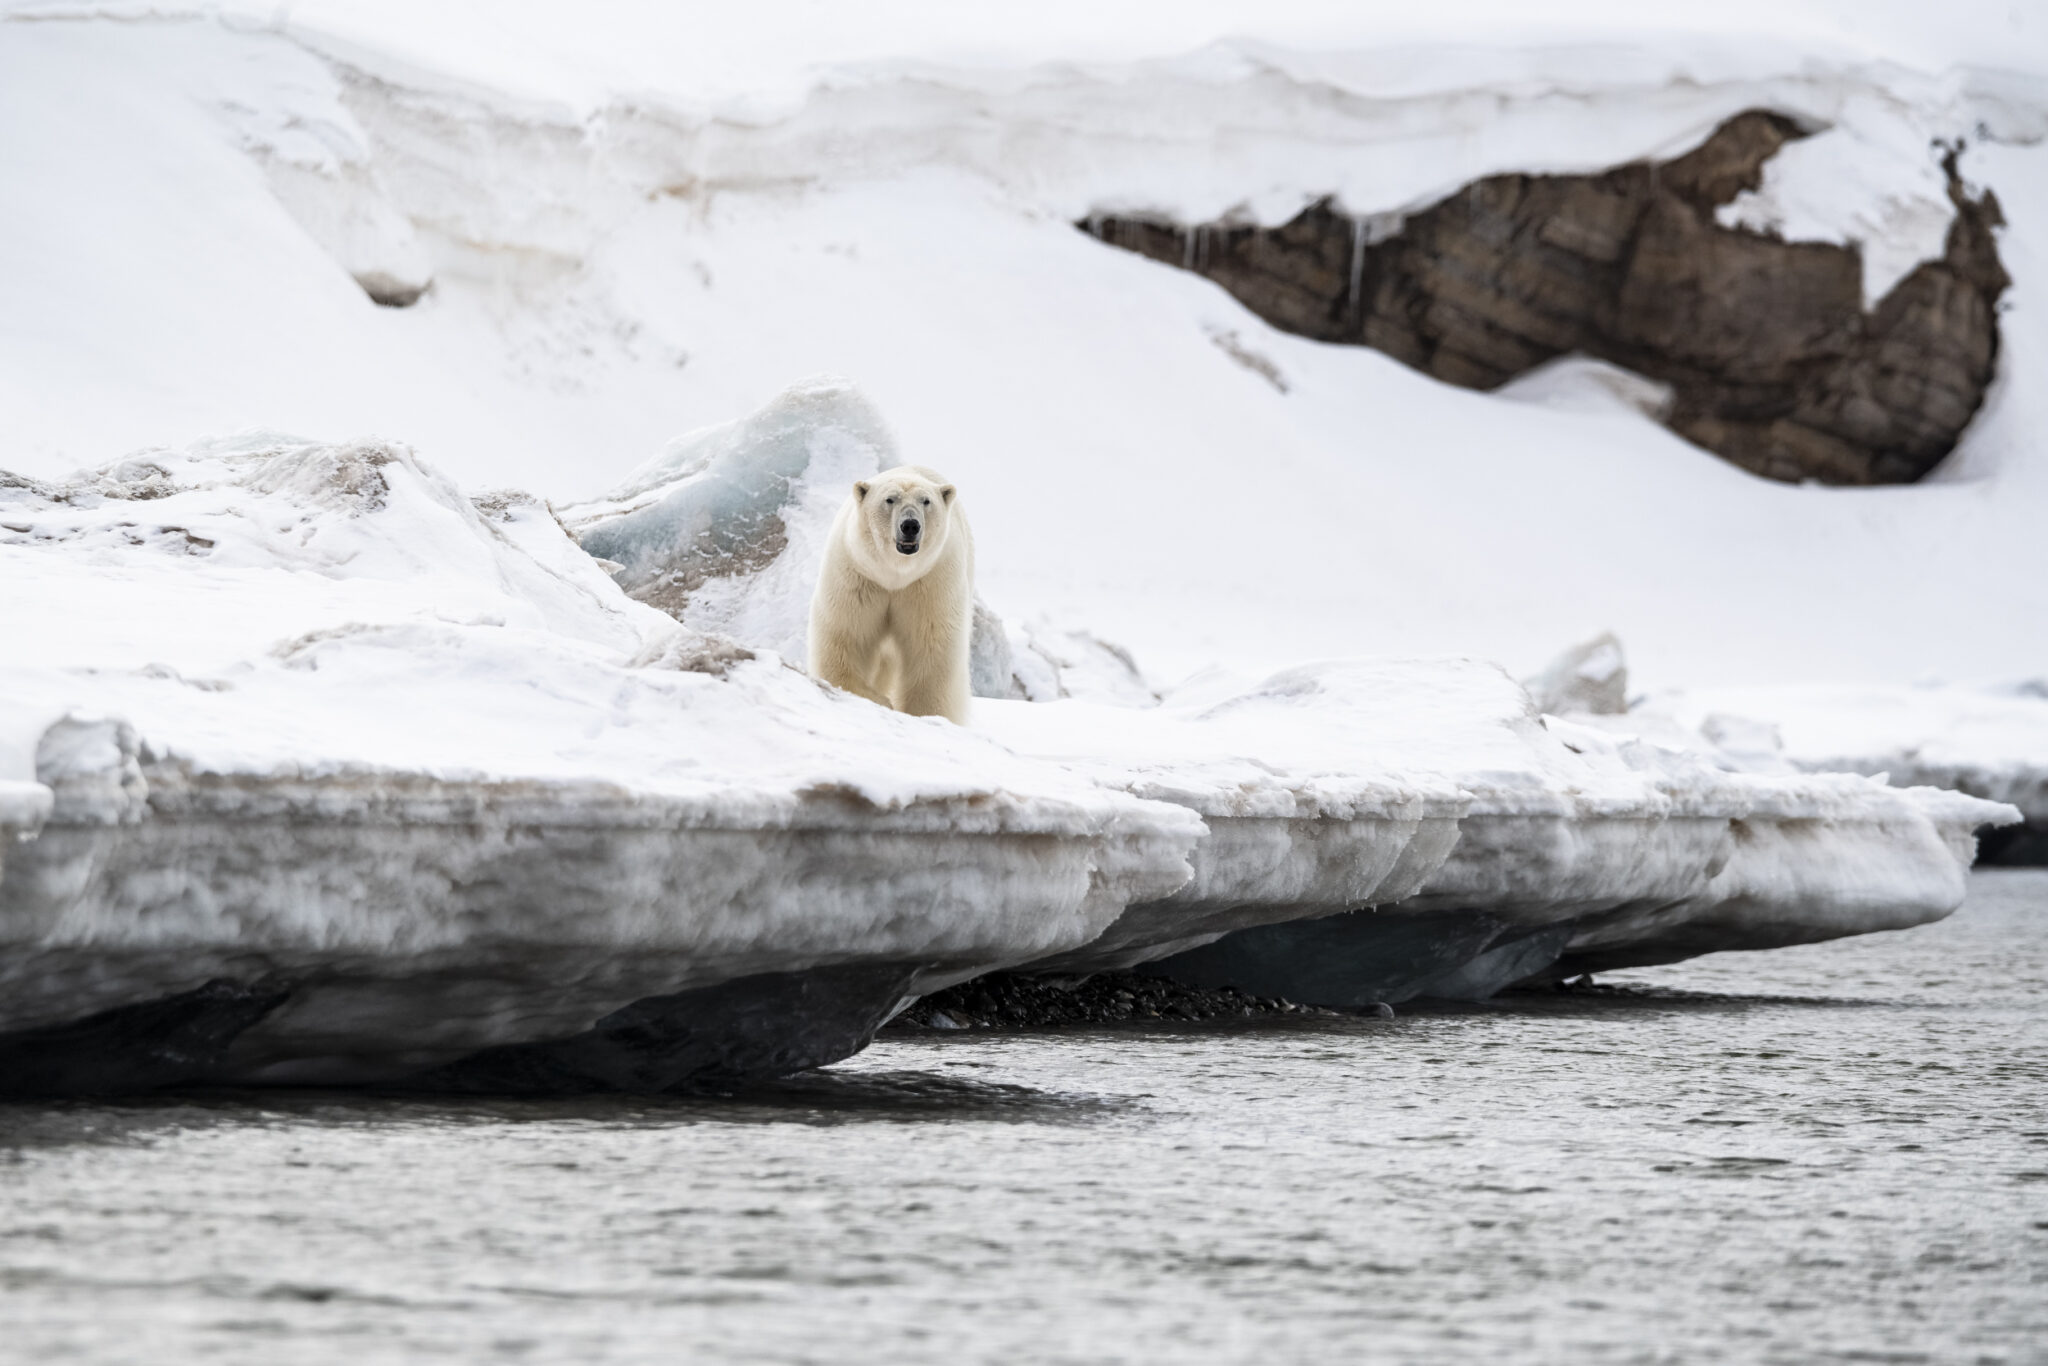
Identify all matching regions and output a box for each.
[1525,631,1628,716]
[1007,621,1161,707]
[969,599,1023,700]
[34,716,147,826]
[0,783,51,833]
[0,779,54,891]
[559,377,894,661]
[1696,712,1794,775]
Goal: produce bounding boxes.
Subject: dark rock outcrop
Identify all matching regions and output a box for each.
[1139,909,1578,1008]
[1081,112,2007,484]
[887,967,1341,1031]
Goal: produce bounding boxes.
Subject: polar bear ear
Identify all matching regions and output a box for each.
[938,484,956,504]
[853,480,871,501]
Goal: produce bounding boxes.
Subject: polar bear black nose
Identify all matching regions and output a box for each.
[902,519,920,537]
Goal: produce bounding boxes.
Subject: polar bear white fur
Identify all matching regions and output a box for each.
[808,464,974,723]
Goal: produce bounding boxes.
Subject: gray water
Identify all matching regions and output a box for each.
[4,873,2045,1365]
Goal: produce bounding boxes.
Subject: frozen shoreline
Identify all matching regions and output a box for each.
[0,397,2016,1093]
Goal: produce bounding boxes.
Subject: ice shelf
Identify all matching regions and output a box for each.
[0,398,2019,1092]
[977,663,2014,1003]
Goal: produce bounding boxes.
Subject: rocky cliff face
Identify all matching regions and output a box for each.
[1081,112,2007,484]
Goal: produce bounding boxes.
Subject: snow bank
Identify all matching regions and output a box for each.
[0,406,2018,1082]
[3,408,2008,1078]
[1716,108,1961,308]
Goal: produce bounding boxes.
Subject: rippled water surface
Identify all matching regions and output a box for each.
[5,872,2046,1364]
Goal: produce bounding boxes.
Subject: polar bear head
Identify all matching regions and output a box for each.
[844,464,960,587]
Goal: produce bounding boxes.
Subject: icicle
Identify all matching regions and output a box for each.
[1347,215,1367,319]
[1183,224,1195,270]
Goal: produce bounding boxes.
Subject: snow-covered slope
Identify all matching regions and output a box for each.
[1,7,2043,691]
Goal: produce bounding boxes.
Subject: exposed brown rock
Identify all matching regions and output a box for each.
[1082,112,2007,484]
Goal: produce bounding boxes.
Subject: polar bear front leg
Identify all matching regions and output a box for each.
[808,578,893,706]
[810,622,895,706]
[895,661,969,724]
[813,636,892,706]
[890,580,973,724]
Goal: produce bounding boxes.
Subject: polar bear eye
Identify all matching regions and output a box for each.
[921,497,931,506]
[884,495,897,505]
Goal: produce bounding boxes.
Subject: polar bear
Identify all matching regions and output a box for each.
[808,465,974,724]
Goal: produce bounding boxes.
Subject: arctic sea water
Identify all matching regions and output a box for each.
[3,872,2043,1364]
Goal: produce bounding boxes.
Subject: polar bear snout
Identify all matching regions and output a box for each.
[894,509,923,554]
